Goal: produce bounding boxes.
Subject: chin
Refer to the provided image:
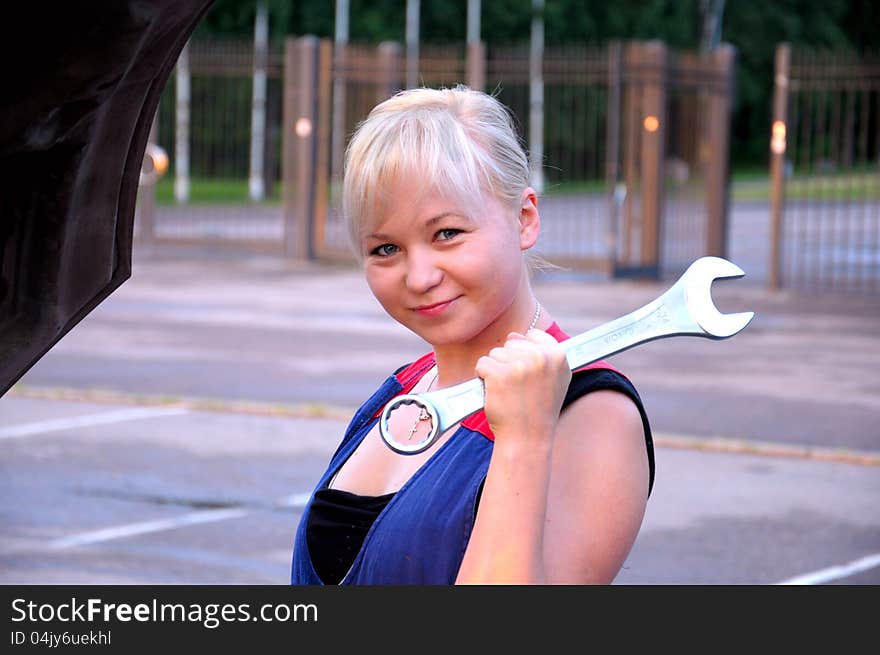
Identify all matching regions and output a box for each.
[416,322,487,349]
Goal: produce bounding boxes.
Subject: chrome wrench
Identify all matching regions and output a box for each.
[379,256,755,455]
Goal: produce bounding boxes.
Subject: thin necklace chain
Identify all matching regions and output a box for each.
[528,298,542,332]
[407,370,437,441]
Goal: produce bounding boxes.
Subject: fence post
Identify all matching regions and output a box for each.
[249,2,269,202]
[331,44,348,189]
[705,43,736,258]
[377,41,402,103]
[605,41,623,271]
[313,38,334,258]
[174,41,190,203]
[768,43,791,291]
[466,0,484,91]
[466,40,486,92]
[282,36,321,260]
[529,0,545,194]
[637,41,668,277]
[618,43,641,271]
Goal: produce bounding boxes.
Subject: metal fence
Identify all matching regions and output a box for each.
[143,37,735,278]
[769,44,880,294]
[303,39,735,274]
[145,39,287,251]
[485,45,614,270]
[157,39,285,187]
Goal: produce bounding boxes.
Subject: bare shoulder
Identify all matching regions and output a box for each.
[559,388,646,445]
[544,389,650,583]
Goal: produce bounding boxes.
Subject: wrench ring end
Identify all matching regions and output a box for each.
[379,394,442,455]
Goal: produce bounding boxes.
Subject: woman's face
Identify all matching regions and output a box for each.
[361,177,538,348]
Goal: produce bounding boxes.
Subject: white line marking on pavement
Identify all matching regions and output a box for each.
[280,492,312,508]
[775,552,880,585]
[47,491,315,549]
[0,407,189,440]
[48,508,250,549]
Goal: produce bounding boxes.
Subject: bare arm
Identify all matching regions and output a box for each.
[544,389,648,583]
[455,330,649,584]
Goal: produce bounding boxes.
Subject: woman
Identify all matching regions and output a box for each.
[291,85,653,585]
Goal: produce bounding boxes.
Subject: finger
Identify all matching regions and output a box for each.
[488,346,516,362]
[475,354,504,379]
[478,352,530,382]
[524,328,558,345]
[506,340,568,374]
[524,330,568,358]
[504,337,539,352]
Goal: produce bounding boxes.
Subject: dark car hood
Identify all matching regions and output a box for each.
[1,0,214,395]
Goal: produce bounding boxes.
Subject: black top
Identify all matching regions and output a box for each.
[306,367,654,585]
[306,488,395,584]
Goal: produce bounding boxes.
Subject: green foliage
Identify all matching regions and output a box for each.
[193,0,879,167]
[155,177,281,205]
[724,0,855,164]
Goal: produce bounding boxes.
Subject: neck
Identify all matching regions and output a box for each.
[431,278,549,389]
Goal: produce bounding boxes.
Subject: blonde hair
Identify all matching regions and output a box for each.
[342,85,531,258]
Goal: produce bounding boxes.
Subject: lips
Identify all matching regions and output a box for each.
[412,296,460,317]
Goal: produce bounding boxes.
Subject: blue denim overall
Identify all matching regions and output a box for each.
[290,324,644,585]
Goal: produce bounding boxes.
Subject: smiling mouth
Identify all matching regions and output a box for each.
[412,297,460,316]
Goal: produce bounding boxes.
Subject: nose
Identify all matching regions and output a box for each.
[404,248,443,294]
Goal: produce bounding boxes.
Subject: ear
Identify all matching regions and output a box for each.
[518,187,540,251]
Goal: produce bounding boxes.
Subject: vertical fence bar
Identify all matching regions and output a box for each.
[705,44,735,258]
[405,0,420,89]
[377,41,402,103]
[313,39,334,258]
[865,80,880,293]
[332,0,349,189]
[175,41,191,203]
[828,53,843,290]
[858,87,870,292]
[467,40,486,91]
[621,47,641,267]
[812,70,829,291]
[638,41,667,276]
[842,74,856,169]
[841,76,855,289]
[605,41,622,268]
[785,76,800,288]
[768,44,790,291]
[249,2,269,201]
[796,62,813,288]
[330,43,347,189]
[529,0,545,193]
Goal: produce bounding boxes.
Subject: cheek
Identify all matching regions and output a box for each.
[457,243,520,296]
[365,267,402,314]
[364,266,388,300]
[488,226,523,271]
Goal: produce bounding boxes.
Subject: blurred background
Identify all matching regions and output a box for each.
[137,0,880,294]
[3,0,878,585]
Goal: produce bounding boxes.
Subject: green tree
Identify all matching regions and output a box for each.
[194,0,878,167]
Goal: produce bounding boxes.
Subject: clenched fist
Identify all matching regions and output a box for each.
[475,328,572,450]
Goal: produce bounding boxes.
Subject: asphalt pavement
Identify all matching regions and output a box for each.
[2,243,879,584]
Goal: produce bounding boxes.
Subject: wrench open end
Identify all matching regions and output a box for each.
[681,257,755,339]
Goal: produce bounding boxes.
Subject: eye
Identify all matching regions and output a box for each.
[435,228,462,241]
[369,243,399,257]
